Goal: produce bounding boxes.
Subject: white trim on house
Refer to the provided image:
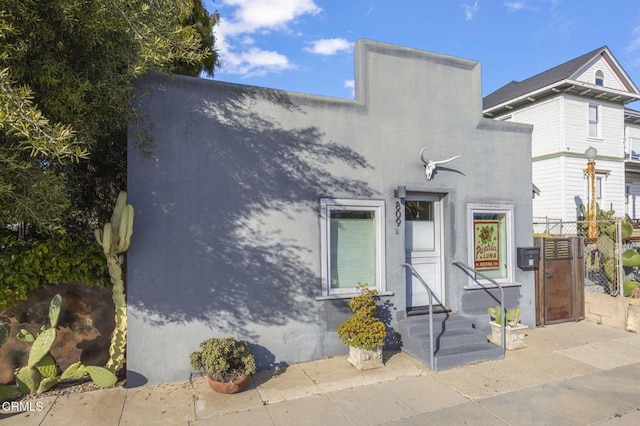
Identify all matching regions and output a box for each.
[319,198,387,298]
[465,203,518,288]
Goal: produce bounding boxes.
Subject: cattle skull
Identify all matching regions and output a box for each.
[419,148,460,180]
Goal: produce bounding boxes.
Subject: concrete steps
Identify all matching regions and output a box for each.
[397,312,503,371]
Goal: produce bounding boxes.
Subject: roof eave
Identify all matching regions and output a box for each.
[484,79,640,117]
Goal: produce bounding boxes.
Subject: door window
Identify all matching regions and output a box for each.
[405,201,435,251]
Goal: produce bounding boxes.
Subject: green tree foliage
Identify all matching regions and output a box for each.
[0,229,108,308]
[0,0,219,233]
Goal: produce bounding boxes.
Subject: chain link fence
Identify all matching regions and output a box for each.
[533,218,628,295]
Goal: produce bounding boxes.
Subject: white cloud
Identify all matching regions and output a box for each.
[504,1,542,12]
[240,36,255,45]
[304,38,352,55]
[222,0,321,35]
[463,1,479,21]
[503,1,526,11]
[344,80,355,98]
[626,26,640,67]
[216,0,322,77]
[221,46,294,77]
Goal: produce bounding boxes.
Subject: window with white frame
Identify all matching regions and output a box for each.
[585,173,606,206]
[595,70,604,86]
[320,199,386,296]
[589,104,600,138]
[596,174,604,203]
[467,204,515,284]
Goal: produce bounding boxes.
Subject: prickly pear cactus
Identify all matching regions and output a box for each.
[10,294,120,395]
[61,362,87,380]
[49,293,62,328]
[16,366,41,394]
[37,377,60,394]
[17,328,35,342]
[85,366,118,388]
[35,354,58,378]
[27,327,56,368]
[95,191,133,374]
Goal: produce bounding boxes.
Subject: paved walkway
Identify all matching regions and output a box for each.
[2,321,640,425]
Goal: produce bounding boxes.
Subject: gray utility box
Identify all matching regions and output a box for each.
[517,247,540,270]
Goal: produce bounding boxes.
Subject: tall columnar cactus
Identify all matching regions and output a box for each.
[95,191,133,374]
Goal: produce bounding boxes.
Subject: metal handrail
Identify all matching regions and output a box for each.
[401,263,435,371]
[452,261,506,358]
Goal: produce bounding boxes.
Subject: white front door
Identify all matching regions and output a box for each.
[405,195,444,308]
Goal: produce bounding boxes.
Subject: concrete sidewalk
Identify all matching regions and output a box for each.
[2,321,640,425]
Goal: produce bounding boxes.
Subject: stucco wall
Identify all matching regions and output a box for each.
[127,39,534,385]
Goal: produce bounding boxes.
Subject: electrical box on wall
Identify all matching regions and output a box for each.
[517,247,540,270]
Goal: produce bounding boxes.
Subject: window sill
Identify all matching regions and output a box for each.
[586,137,603,142]
[463,282,522,290]
[315,291,394,301]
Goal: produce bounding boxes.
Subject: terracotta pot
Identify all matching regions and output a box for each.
[206,374,251,394]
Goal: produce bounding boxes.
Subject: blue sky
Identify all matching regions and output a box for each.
[203,0,640,100]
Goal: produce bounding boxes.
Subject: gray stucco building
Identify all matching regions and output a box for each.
[127,40,535,385]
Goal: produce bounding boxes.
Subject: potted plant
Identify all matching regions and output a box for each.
[337,283,387,370]
[487,306,528,350]
[190,337,256,394]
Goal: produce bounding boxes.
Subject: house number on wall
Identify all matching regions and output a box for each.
[395,201,402,227]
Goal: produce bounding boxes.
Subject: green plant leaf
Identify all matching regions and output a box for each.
[27,328,56,368]
[623,249,640,268]
[0,384,19,403]
[17,329,35,343]
[35,354,58,378]
[15,367,41,394]
[85,366,117,388]
[49,294,62,328]
[61,362,87,380]
[37,377,59,394]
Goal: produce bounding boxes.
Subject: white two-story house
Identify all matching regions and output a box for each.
[483,46,640,223]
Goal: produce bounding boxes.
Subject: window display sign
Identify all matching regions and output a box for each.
[474,220,500,270]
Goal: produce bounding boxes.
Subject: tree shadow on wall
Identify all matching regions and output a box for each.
[129,77,374,339]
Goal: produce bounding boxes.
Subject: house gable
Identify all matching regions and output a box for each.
[484,47,640,118]
[572,51,633,92]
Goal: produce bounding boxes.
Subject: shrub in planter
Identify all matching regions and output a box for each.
[337,283,386,369]
[190,337,256,393]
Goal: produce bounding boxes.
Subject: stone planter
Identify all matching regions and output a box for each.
[488,321,528,350]
[347,346,383,370]
[585,292,640,332]
[627,305,640,333]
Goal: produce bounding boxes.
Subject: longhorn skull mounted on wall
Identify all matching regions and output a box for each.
[419,148,461,180]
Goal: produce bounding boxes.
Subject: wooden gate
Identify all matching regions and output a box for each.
[534,237,585,325]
